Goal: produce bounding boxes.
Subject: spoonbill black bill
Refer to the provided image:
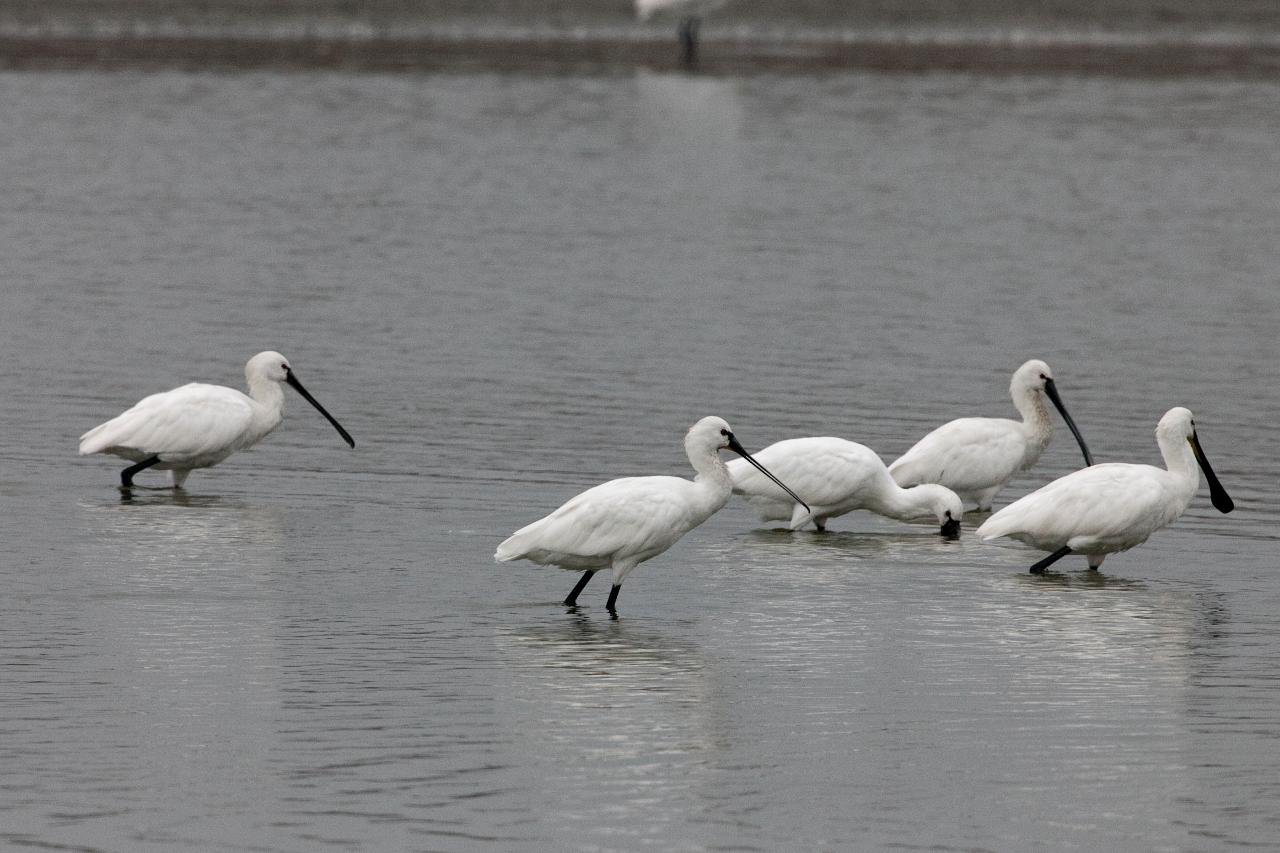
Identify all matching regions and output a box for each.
[975,407,1233,573]
[888,359,1094,511]
[727,436,963,537]
[636,0,725,68]
[494,416,810,613]
[79,351,354,489]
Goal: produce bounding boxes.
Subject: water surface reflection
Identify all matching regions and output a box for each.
[3,69,1280,851]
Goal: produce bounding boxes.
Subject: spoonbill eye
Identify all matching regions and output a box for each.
[719,429,729,436]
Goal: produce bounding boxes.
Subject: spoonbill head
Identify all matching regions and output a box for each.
[727,436,963,537]
[79,351,354,489]
[976,407,1233,573]
[494,415,809,613]
[888,359,1094,511]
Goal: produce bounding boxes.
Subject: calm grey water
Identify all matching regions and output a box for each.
[2,69,1279,852]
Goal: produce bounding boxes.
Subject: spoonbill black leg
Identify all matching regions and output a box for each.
[606,584,622,613]
[563,571,595,606]
[120,455,161,488]
[1029,545,1073,574]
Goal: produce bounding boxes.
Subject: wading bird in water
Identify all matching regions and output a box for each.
[889,359,1094,511]
[79,351,354,489]
[495,416,809,613]
[976,407,1233,573]
[636,0,726,69]
[728,436,963,537]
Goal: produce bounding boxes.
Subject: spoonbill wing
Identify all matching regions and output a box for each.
[496,475,701,565]
[728,438,883,507]
[978,463,1177,548]
[79,383,255,461]
[889,418,1026,489]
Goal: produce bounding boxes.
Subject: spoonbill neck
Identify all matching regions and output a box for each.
[687,443,733,490]
[1158,431,1201,487]
[1012,385,1053,448]
[873,482,939,522]
[245,375,287,435]
[684,441,738,522]
[247,373,285,408]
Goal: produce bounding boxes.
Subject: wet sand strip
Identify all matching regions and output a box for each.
[3,33,1280,75]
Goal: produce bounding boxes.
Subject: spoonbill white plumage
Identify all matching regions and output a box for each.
[79,351,354,489]
[888,359,1094,511]
[494,416,810,613]
[727,436,963,537]
[636,0,725,68]
[976,407,1234,573]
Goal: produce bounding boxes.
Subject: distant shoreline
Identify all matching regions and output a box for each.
[4,31,1280,75]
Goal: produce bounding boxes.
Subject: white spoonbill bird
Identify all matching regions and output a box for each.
[636,0,726,68]
[494,416,809,613]
[727,436,963,537]
[79,351,354,489]
[888,359,1094,511]
[976,407,1234,574]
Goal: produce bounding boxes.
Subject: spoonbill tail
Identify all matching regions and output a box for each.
[727,436,963,537]
[79,351,354,489]
[636,0,725,68]
[888,359,1094,511]
[494,416,809,613]
[976,407,1233,573]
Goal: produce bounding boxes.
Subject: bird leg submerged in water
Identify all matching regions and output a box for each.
[564,570,596,606]
[1029,545,1072,574]
[120,455,161,488]
[564,571,621,615]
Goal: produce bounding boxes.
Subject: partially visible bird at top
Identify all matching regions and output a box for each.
[79,350,354,489]
[636,0,727,69]
[494,415,809,614]
[976,406,1233,573]
[727,436,963,537]
[888,359,1094,511]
